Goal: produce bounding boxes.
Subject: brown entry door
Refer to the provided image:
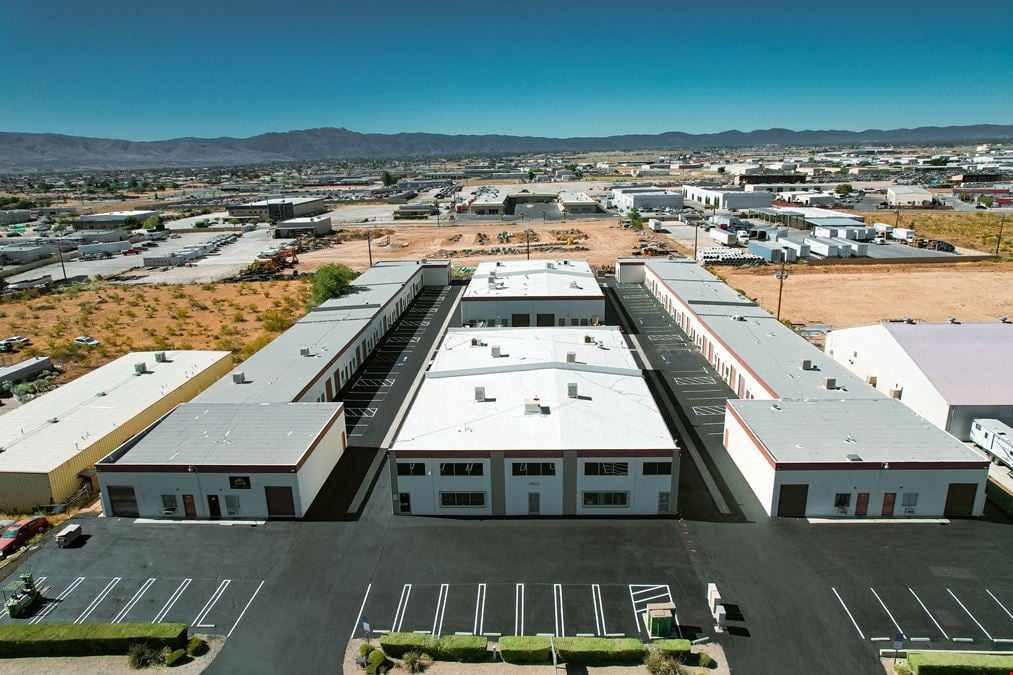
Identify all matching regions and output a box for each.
[882,492,896,517]
[107,485,139,518]
[536,313,555,327]
[265,486,296,518]
[182,494,196,518]
[511,313,530,327]
[777,484,808,517]
[855,492,869,517]
[944,483,977,518]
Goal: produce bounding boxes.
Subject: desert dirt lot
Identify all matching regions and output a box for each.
[298,218,661,271]
[0,279,310,382]
[856,210,1010,254]
[717,261,1013,327]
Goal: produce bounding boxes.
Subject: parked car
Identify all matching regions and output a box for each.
[0,517,50,559]
[74,335,100,346]
[4,336,31,346]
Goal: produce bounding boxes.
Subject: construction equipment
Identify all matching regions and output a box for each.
[242,248,299,276]
[4,572,41,618]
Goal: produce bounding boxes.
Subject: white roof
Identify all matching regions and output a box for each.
[465,260,604,300]
[280,216,330,224]
[880,322,1011,405]
[887,185,933,195]
[245,197,324,206]
[558,192,594,204]
[730,398,985,465]
[79,210,159,220]
[393,327,677,452]
[0,351,231,474]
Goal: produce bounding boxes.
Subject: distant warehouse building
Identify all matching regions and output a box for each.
[825,320,1013,440]
[617,257,988,518]
[0,351,232,513]
[275,215,332,237]
[557,192,602,215]
[886,186,935,206]
[76,210,160,230]
[96,260,451,520]
[682,186,773,210]
[389,327,679,516]
[611,187,684,214]
[227,197,326,222]
[461,259,605,327]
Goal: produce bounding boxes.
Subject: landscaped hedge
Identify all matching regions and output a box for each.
[499,636,553,664]
[909,651,1013,674]
[378,633,487,661]
[554,637,646,666]
[652,639,692,660]
[0,623,187,658]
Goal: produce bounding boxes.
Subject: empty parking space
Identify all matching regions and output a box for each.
[357,581,697,641]
[7,575,264,636]
[832,583,1013,647]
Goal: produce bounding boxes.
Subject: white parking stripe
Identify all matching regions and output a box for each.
[349,583,371,641]
[592,584,607,637]
[553,584,565,637]
[431,584,448,637]
[76,577,122,623]
[393,584,412,633]
[908,588,948,640]
[870,587,904,639]
[153,579,191,623]
[193,579,231,627]
[473,583,486,637]
[31,577,86,624]
[514,583,524,636]
[948,589,993,641]
[986,589,1013,621]
[114,578,156,624]
[832,587,865,640]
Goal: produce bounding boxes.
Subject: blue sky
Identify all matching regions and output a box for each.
[2,0,1011,141]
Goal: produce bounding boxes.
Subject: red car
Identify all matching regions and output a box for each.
[0,517,50,558]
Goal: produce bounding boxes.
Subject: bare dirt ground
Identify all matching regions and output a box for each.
[717,261,1013,327]
[299,219,661,271]
[856,210,1010,255]
[0,279,310,382]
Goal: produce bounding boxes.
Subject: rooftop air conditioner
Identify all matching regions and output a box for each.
[474,386,486,402]
[584,335,594,344]
[233,372,246,384]
[524,397,542,414]
[822,377,836,390]
[565,351,576,363]
[800,359,812,371]
[300,347,311,357]
[491,346,501,358]
[134,362,146,375]
[889,387,903,399]
[567,383,578,398]
[154,351,167,363]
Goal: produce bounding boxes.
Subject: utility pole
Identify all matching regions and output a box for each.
[774,252,790,321]
[693,223,699,262]
[57,242,68,282]
[367,229,373,268]
[996,214,1006,256]
[526,229,531,260]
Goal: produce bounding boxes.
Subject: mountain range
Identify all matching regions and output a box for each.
[1,124,1011,173]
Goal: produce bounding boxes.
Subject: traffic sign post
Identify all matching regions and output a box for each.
[892,632,903,667]
[362,614,371,642]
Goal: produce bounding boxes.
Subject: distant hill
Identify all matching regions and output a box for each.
[1,124,1011,172]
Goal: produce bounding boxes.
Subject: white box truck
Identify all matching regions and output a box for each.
[970,419,1013,470]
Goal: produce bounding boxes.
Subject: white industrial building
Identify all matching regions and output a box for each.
[825,321,1013,440]
[0,351,233,513]
[98,402,345,519]
[682,186,773,210]
[76,209,160,229]
[389,327,679,516]
[611,186,684,213]
[461,259,605,328]
[616,257,988,518]
[95,260,450,520]
[887,185,935,206]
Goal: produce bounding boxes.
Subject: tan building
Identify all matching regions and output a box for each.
[0,350,232,512]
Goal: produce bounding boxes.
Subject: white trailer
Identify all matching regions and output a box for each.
[873,222,894,234]
[803,238,838,257]
[709,228,736,246]
[648,219,664,232]
[970,419,1013,470]
[891,227,915,242]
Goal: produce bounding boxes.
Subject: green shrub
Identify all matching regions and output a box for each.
[399,650,433,673]
[0,623,187,658]
[696,650,715,668]
[186,636,209,657]
[499,635,552,664]
[908,651,1013,674]
[368,649,387,666]
[128,643,164,669]
[894,662,913,675]
[645,647,684,675]
[359,642,377,657]
[652,639,691,660]
[554,637,645,666]
[378,633,487,661]
[165,648,189,667]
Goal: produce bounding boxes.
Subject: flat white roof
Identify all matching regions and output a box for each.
[79,210,159,220]
[465,259,604,300]
[0,351,231,474]
[558,191,594,204]
[244,197,324,206]
[393,327,677,452]
[279,216,331,224]
[730,398,985,465]
[888,185,933,195]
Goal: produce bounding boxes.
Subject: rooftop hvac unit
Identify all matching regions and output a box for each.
[584,335,594,344]
[889,387,903,399]
[731,315,746,322]
[565,351,576,363]
[822,377,836,390]
[233,372,246,384]
[546,262,555,269]
[133,362,146,375]
[487,276,496,285]
[846,453,862,462]
[567,383,578,398]
[491,345,501,358]
[866,375,878,387]
[524,397,542,414]
[800,359,812,371]
[300,347,311,357]
[47,417,58,424]
[474,386,486,402]
[154,351,167,363]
